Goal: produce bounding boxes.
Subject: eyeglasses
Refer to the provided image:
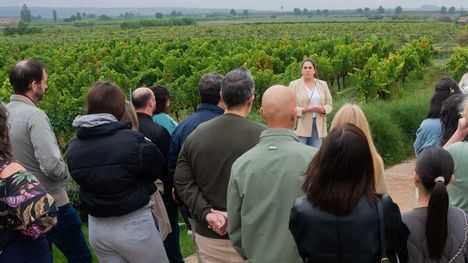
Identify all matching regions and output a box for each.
[303,67,314,69]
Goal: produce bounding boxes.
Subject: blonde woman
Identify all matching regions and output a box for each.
[122,100,139,131]
[330,104,388,194]
[289,58,332,147]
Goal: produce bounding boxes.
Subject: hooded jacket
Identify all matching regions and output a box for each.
[67,114,164,217]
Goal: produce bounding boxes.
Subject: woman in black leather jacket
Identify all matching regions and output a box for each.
[289,123,409,263]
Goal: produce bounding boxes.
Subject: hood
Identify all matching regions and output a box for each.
[72,113,117,128]
[73,114,131,139]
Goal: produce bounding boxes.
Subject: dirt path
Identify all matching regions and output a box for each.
[184,159,417,262]
[384,159,417,212]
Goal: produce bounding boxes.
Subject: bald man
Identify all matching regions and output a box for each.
[227,85,318,262]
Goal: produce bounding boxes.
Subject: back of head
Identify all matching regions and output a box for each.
[198,72,223,105]
[428,78,460,118]
[440,94,464,145]
[221,67,255,109]
[415,146,454,259]
[9,60,45,94]
[131,87,153,110]
[331,104,372,140]
[0,103,12,162]
[302,123,375,216]
[260,85,296,128]
[86,81,125,120]
[149,85,170,114]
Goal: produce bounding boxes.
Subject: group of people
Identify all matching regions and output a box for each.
[0,58,467,263]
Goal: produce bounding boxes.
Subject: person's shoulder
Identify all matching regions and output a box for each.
[288,78,301,87]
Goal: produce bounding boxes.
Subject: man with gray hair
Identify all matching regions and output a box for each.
[175,67,265,262]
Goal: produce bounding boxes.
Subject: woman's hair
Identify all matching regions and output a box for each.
[122,100,139,131]
[150,85,170,114]
[330,104,385,193]
[86,81,125,120]
[301,57,318,78]
[415,146,454,259]
[440,94,464,145]
[302,123,375,216]
[0,103,12,162]
[427,78,461,118]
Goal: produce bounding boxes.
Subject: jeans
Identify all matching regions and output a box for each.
[0,232,52,263]
[163,195,184,263]
[46,204,92,263]
[298,118,322,148]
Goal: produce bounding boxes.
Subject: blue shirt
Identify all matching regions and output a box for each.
[413,118,442,156]
[152,113,178,135]
[168,103,224,177]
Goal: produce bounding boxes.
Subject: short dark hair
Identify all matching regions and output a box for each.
[427,78,461,118]
[9,60,46,94]
[132,89,153,110]
[149,85,170,114]
[302,123,375,216]
[198,73,223,105]
[86,81,125,120]
[415,146,454,259]
[221,67,255,109]
[440,94,464,145]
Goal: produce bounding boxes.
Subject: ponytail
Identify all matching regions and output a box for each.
[426,178,449,258]
[415,147,454,259]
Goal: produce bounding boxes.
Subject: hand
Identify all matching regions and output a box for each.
[205,209,228,235]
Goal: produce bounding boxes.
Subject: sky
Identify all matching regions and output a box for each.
[0,0,465,10]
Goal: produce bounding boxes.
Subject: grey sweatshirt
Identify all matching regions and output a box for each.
[7,95,70,207]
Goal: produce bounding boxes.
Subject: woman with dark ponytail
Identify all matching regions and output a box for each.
[402,146,468,262]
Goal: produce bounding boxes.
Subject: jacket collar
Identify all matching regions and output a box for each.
[10,94,35,107]
[197,103,224,115]
[259,128,299,142]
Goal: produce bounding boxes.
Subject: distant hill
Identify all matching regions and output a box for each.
[0,6,235,19]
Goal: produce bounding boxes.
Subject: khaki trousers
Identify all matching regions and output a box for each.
[194,233,246,263]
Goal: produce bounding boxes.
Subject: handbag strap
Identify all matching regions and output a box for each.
[377,197,390,263]
[448,209,468,263]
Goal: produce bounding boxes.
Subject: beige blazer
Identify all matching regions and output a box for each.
[289,78,333,138]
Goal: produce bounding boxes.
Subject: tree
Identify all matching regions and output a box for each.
[170,10,177,17]
[316,9,321,15]
[52,9,57,22]
[155,12,163,19]
[377,6,385,14]
[230,9,237,16]
[20,4,32,22]
[357,8,363,14]
[323,9,329,16]
[441,6,447,14]
[395,6,402,15]
[76,12,82,20]
[302,8,309,16]
[242,10,249,17]
[364,7,370,14]
[448,6,456,14]
[293,7,302,16]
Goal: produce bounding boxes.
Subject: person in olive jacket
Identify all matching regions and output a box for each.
[67,81,168,263]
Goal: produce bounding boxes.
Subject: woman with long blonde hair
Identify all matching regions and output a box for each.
[330,104,388,194]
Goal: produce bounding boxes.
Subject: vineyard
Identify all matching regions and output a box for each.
[0,21,467,141]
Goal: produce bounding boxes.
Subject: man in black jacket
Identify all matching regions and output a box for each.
[132,87,182,262]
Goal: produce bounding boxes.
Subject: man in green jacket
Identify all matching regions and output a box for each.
[227,85,317,263]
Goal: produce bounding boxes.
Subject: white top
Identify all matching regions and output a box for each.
[307,84,321,118]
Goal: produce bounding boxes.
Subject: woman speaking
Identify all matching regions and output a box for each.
[289,58,332,147]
